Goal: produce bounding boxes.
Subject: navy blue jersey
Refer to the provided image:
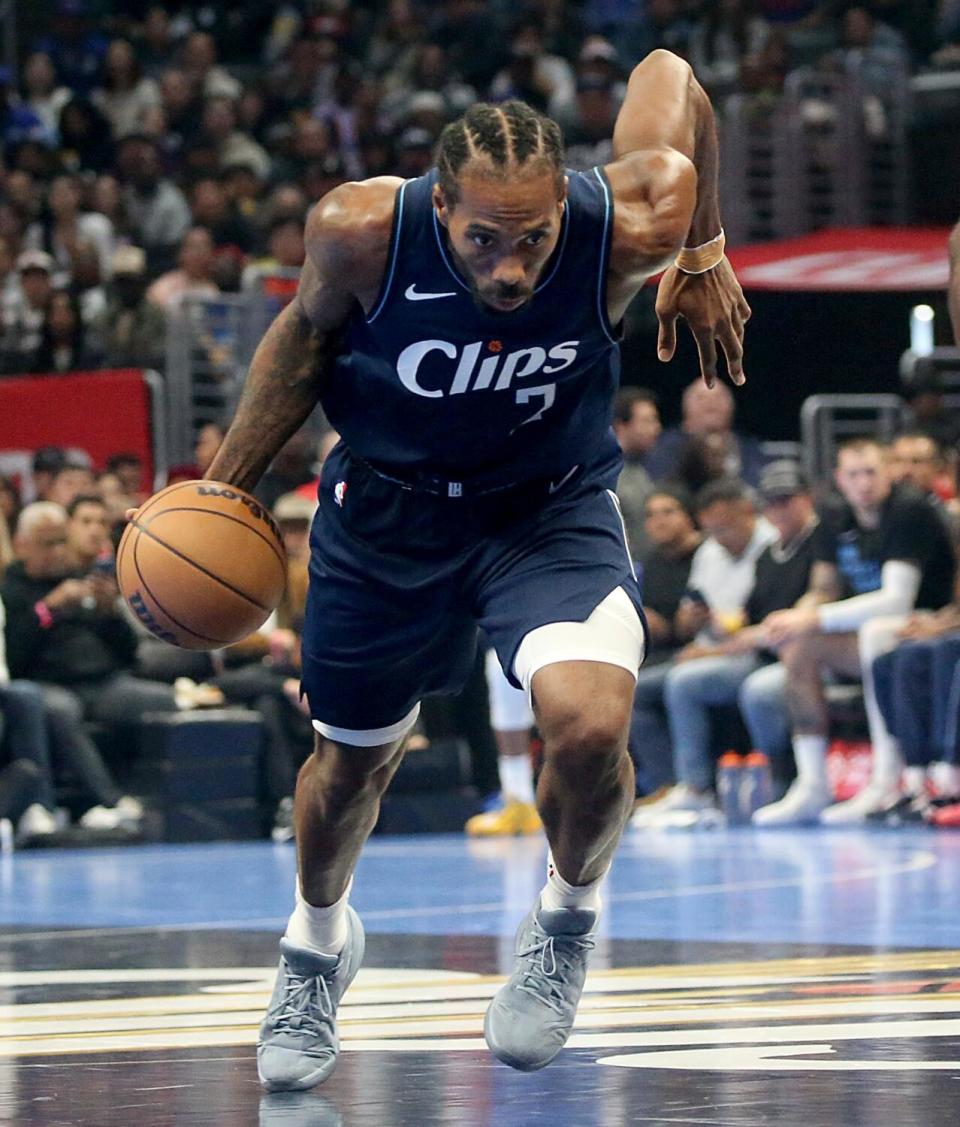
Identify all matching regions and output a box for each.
[322,167,622,493]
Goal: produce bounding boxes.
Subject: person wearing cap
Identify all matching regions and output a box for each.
[92,245,167,369]
[0,251,54,374]
[756,438,956,825]
[633,463,818,828]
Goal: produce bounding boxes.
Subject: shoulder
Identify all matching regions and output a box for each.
[304,176,404,296]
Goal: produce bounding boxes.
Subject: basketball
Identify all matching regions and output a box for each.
[116,480,287,650]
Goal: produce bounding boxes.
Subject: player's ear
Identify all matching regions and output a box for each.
[432,183,450,227]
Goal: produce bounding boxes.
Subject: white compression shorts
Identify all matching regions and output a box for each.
[313,586,645,747]
[512,584,646,702]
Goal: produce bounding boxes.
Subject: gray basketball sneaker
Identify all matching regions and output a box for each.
[484,899,597,1071]
[257,906,365,1091]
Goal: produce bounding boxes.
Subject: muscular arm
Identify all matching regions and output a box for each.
[949,221,960,347]
[611,49,720,249]
[605,50,750,386]
[206,179,398,491]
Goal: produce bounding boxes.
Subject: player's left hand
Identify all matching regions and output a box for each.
[655,257,751,389]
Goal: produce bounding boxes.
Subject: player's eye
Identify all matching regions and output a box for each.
[525,231,546,246]
[469,232,493,248]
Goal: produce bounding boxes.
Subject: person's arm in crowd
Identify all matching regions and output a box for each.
[607,49,750,388]
[763,560,921,646]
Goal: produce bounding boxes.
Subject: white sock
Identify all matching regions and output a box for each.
[540,852,604,913]
[902,766,926,796]
[792,735,829,789]
[499,753,535,804]
[929,761,960,798]
[284,877,352,956]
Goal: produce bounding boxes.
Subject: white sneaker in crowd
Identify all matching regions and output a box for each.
[820,778,901,825]
[79,796,143,831]
[752,780,831,826]
[16,803,59,843]
[631,783,717,829]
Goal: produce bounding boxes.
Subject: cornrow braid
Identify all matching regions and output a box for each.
[435,100,565,205]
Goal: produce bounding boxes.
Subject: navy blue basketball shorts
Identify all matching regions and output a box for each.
[299,445,646,746]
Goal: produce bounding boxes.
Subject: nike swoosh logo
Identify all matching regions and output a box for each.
[548,465,580,494]
[405,284,457,301]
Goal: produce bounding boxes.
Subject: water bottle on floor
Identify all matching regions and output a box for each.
[741,751,775,819]
[717,753,746,825]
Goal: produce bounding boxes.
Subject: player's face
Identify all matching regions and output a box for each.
[435,167,566,314]
[835,446,890,511]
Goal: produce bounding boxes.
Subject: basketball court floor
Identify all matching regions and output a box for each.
[3,824,960,1126]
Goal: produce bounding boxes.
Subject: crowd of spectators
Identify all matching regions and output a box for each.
[617,385,960,831]
[1,2,959,379]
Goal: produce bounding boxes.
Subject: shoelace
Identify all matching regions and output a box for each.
[269,969,334,1034]
[515,929,596,1013]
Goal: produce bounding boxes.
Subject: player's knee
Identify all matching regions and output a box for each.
[309,735,403,792]
[542,702,630,776]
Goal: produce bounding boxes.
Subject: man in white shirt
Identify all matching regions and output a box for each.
[629,478,775,797]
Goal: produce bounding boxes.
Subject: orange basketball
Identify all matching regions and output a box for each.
[117,480,288,650]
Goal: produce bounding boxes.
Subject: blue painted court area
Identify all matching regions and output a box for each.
[2,825,958,949]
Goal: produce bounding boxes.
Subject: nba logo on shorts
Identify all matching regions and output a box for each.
[334,481,348,508]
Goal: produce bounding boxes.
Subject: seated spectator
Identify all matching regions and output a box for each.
[636,462,819,827]
[32,2,107,97]
[613,387,662,562]
[647,379,769,488]
[92,38,160,141]
[117,134,191,274]
[561,75,619,171]
[186,96,271,182]
[687,0,770,93]
[29,289,101,374]
[189,176,256,253]
[65,493,111,571]
[105,454,147,506]
[24,174,116,285]
[1,251,54,374]
[146,227,219,309]
[630,478,775,797]
[903,367,960,454]
[0,590,59,842]
[93,245,167,371]
[68,240,108,339]
[57,97,114,175]
[1,502,177,830]
[0,234,22,326]
[0,66,49,150]
[20,52,71,141]
[30,446,68,502]
[180,31,241,101]
[755,438,956,825]
[869,607,960,820]
[47,461,96,509]
[489,18,576,116]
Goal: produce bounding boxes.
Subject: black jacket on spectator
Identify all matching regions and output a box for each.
[0,562,138,684]
[815,485,955,611]
[640,543,696,666]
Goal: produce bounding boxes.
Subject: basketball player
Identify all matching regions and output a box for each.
[206,49,750,1088]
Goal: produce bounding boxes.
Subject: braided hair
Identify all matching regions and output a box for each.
[435,100,565,205]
